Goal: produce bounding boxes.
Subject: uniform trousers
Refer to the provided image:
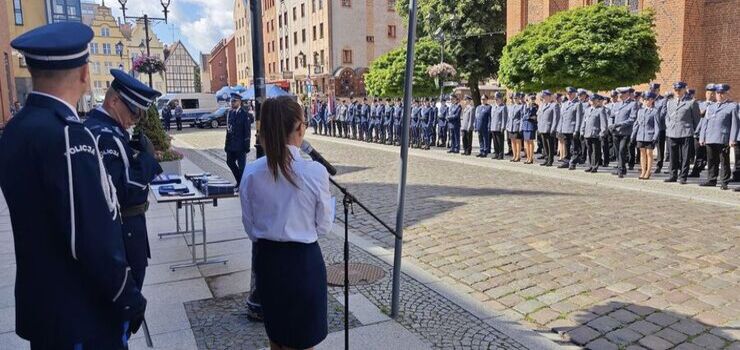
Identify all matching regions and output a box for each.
[449,126,461,152]
[613,134,630,174]
[579,134,587,164]
[570,134,582,166]
[461,130,473,154]
[629,140,637,168]
[163,117,171,131]
[691,137,707,176]
[560,133,574,161]
[705,144,731,185]
[351,122,358,139]
[477,129,491,155]
[438,125,448,146]
[601,132,612,167]
[668,137,692,180]
[175,117,182,131]
[540,133,555,165]
[655,130,666,169]
[226,151,247,186]
[492,131,505,158]
[394,124,402,143]
[586,138,602,169]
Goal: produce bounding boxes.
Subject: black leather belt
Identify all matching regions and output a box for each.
[121,202,149,218]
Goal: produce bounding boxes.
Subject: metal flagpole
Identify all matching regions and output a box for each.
[248,0,266,159]
[390,0,418,318]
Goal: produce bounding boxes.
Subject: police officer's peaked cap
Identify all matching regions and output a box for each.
[11,22,94,70]
[634,91,643,97]
[515,92,525,98]
[610,90,619,97]
[481,95,488,99]
[705,84,717,92]
[110,69,162,111]
[565,87,577,93]
[616,87,631,94]
[590,94,605,101]
[715,84,730,93]
[687,89,696,95]
[644,92,658,100]
[230,92,243,100]
[649,83,661,90]
[494,92,504,99]
[672,81,687,89]
[577,88,588,96]
[541,90,552,96]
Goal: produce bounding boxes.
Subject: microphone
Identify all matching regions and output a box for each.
[300,140,337,176]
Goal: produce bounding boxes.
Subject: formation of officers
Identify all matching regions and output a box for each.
[0,23,163,348]
[310,81,739,190]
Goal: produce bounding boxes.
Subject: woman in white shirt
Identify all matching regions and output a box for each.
[239,96,334,350]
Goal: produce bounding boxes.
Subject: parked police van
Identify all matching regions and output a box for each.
[157,93,219,127]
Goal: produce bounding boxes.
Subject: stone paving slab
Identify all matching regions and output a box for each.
[171,128,739,349]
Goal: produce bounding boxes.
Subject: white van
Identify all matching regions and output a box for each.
[157,93,219,127]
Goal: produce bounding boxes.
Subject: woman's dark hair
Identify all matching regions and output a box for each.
[259,96,304,186]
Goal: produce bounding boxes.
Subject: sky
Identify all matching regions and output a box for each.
[101,0,237,65]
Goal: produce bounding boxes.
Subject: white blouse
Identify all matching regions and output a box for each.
[239,145,334,243]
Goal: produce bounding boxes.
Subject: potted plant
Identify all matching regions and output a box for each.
[136,105,183,174]
[132,55,166,77]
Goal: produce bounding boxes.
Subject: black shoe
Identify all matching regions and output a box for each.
[664,178,678,183]
[591,168,599,173]
[569,165,576,170]
[618,173,624,178]
[540,162,549,166]
[628,165,634,171]
[476,154,484,158]
[734,187,740,192]
[612,170,621,176]
[558,163,570,169]
[585,167,593,173]
[720,184,729,190]
[447,150,455,153]
[537,155,545,160]
[679,178,688,185]
[699,181,717,187]
[655,167,662,174]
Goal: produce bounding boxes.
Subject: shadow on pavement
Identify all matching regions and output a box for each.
[555,300,738,349]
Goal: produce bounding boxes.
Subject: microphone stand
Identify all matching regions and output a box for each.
[328,177,399,350]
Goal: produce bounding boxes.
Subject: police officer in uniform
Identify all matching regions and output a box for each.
[348,98,358,139]
[664,81,701,184]
[0,22,146,349]
[394,98,404,145]
[85,69,163,291]
[475,95,492,157]
[461,96,475,155]
[700,84,736,190]
[437,97,449,147]
[490,93,507,160]
[690,84,716,178]
[537,90,559,166]
[609,87,638,178]
[577,89,591,165]
[649,83,668,173]
[581,94,609,173]
[420,98,433,150]
[447,96,462,153]
[557,87,584,169]
[360,98,370,141]
[224,93,252,187]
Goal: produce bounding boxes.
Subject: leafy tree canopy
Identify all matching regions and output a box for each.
[396,0,506,104]
[365,38,446,98]
[498,4,660,92]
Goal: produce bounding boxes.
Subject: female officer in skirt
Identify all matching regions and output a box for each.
[239,96,334,350]
[631,92,661,180]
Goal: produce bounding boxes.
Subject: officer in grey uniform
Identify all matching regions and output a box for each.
[557,87,584,169]
[461,96,475,155]
[609,87,638,178]
[537,90,560,166]
[336,99,347,138]
[649,83,668,173]
[490,93,508,159]
[690,84,717,177]
[581,94,609,173]
[393,98,403,145]
[700,84,737,190]
[664,81,701,184]
[447,96,462,153]
[631,92,662,179]
[475,95,493,157]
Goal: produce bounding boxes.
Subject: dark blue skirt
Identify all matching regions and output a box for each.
[522,130,537,140]
[255,239,328,349]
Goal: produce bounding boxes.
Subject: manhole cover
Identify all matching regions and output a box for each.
[326,263,385,286]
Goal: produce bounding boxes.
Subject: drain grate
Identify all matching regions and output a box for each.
[326,263,385,286]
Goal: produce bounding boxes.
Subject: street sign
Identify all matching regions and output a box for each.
[443,81,458,87]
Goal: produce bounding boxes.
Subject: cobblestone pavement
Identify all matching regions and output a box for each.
[172,128,740,350]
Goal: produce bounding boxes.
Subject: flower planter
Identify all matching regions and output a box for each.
[159,159,182,175]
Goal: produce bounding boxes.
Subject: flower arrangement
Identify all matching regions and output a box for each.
[426,63,457,79]
[132,55,166,75]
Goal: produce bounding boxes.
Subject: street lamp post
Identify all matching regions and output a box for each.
[117,0,171,88]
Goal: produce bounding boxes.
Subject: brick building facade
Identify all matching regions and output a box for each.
[506,0,740,94]
[208,35,237,93]
[0,2,13,127]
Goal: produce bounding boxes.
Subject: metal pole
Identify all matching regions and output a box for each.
[248,0,266,159]
[390,0,418,319]
[143,14,153,88]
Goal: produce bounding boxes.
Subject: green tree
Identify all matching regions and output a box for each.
[397,0,506,105]
[365,38,446,98]
[498,4,660,92]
